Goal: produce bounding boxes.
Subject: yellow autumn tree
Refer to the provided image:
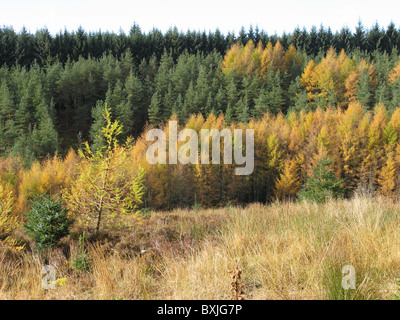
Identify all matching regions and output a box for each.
[222,40,291,78]
[378,152,396,196]
[301,59,317,101]
[337,101,365,192]
[0,183,24,252]
[16,150,79,215]
[221,42,241,74]
[301,47,356,106]
[389,60,400,84]
[274,158,301,201]
[63,105,144,232]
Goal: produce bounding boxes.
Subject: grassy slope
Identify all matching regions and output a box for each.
[1,196,400,300]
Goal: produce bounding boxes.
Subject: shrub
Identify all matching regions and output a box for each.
[72,232,91,272]
[23,194,73,251]
[299,157,345,202]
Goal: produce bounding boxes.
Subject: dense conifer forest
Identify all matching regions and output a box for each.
[2,22,400,163]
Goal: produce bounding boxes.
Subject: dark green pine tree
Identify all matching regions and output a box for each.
[113,31,128,59]
[72,26,88,60]
[242,75,261,111]
[205,92,214,116]
[30,100,59,159]
[115,100,134,141]
[326,90,337,108]
[353,20,366,51]
[172,93,185,122]
[238,27,247,45]
[385,22,399,53]
[356,69,371,109]
[390,79,400,110]
[110,80,126,107]
[225,74,239,108]
[214,88,226,115]
[195,66,210,114]
[15,91,32,131]
[0,81,16,154]
[366,23,384,52]
[0,81,14,123]
[125,70,147,135]
[89,101,107,151]
[0,27,17,66]
[0,119,19,155]
[375,80,390,107]
[163,83,175,121]
[155,50,174,97]
[293,90,310,113]
[235,97,250,123]
[287,77,303,108]
[264,71,285,114]
[35,28,54,66]
[225,103,234,126]
[15,27,36,67]
[106,80,133,140]
[183,81,198,116]
[148,91,163,127]
[299,157,345,203]
[308,26,319,56]
[104,85,113,108]
[253,89,269,118]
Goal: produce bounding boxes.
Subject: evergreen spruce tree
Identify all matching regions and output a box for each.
[0,81,16,154]
[163,83,175,121]
[253,90,269,118]
[225,103,234,125]
[0,81,14,124]
[15,91,32,131]
[148,91,163,127]
[30,100,59,159]
[299,157,345,203]
[235,97,251,123]
[125,71,147,135]
[375,81,390,106]
[90,101,107,151]
[115,100,134,140]
[356,69,371,109]
[183,81,198,115]
[172,93,185,122]
[293,90,310,112]
[214,88,226,115]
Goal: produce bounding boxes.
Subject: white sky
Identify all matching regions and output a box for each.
[0,0,399,35]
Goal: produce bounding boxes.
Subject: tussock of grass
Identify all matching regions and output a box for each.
[1,196,400,299]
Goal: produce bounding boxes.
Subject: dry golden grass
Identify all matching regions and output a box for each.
[1,196,400,300]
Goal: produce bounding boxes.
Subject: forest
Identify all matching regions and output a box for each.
[1,21,400,162]
[3,23,400,300]
[1,22,400,205]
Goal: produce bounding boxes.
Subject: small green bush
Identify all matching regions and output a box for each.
[72,232,91,272]
[299,157,345,203]
[23,194,73,251]
[192,195,202,210]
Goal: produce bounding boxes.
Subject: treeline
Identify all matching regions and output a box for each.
[1,103,400,215]
[2,23,400,165]
[2,22,400,68]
